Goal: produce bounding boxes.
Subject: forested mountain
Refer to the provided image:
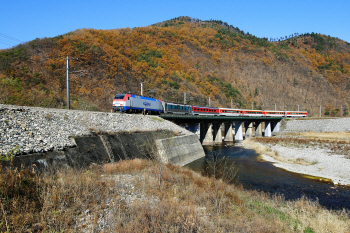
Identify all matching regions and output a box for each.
[1,16,350,116]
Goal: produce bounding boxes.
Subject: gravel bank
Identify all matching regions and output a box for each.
[251,117,350,186]
[0,104,191,156]
[261,145,350,186]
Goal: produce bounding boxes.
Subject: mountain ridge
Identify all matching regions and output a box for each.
[0,16,349,116]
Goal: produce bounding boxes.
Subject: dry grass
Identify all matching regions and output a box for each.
[295,117,340,120]
[0,160,349,232]
[244,138,313,165]
[250,134,350,159]
[300,131,350,141]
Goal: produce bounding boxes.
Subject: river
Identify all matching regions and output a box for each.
[185,143,350,211]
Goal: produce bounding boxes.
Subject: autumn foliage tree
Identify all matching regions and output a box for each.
[0,16,350,116]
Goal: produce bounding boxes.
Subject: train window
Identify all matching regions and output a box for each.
[114,94,125,99]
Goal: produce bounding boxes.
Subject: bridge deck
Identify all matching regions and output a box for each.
[159,114,283,121]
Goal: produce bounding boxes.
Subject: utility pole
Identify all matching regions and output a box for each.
[341,104,343,117]
[275,103,276,111]
[209,96,211,107]
[56,56,87,109]
[140,81,147,96]
[231,99,233,109]
[252,102,253,110]
[66,56,70,109]
[62,56,80,109]
[184,92,186,105]
[298,105,299,111]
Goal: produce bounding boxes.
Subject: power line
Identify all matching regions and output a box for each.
[0,33,24,43]
[0,40,15,47]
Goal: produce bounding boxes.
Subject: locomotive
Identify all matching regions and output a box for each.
[112,94,163,114]
[112,93,308,117]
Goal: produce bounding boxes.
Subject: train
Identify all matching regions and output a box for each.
[112,93,308,117]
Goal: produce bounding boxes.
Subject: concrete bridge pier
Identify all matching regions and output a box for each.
[200,123,213,145]
[244,122,253,138]
[213,123,222,143]
[234,121,243,141]
[224,122,234,142]
[255,122,262,137]
[271,121,280,136]
[264,121,272,137]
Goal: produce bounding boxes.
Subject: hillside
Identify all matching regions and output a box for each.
[1,16,350,116]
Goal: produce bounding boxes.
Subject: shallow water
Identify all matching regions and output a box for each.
[185,143,350,211]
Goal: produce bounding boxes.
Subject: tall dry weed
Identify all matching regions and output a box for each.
[0,167,42,232]
[0,159,349,232]
[103,158,149,173]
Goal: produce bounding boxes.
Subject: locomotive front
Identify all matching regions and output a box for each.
[112,94,128,112]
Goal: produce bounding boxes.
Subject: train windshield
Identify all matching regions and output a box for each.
[114,94,125,100]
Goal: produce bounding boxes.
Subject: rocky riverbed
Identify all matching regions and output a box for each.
[245,117,350,186]
[260,144,350,186]
[0,104,190,156]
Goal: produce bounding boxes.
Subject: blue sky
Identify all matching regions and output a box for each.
[1,0,349,50]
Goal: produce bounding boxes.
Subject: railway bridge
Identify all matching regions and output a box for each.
[160,115,283,145]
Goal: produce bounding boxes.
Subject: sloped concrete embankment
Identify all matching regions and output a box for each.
[281,117,350,133]
[156,134,205,166]
[1,105,205,169]
[8,131,205,170]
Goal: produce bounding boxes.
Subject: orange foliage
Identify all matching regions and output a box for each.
[0,18,349,115]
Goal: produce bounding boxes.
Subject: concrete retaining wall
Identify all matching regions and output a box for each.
[5,131,205,170]
[281,117,350,133]
[156,134,205,166]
